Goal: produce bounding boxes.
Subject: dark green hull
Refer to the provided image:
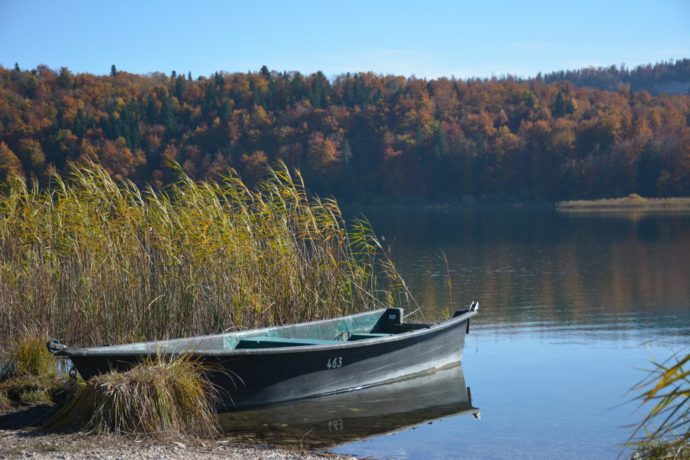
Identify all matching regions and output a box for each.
[57,305,478,408]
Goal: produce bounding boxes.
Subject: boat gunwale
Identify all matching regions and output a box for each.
[61,309,477,358]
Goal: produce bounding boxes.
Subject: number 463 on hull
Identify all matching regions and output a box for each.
[49,302,479,409]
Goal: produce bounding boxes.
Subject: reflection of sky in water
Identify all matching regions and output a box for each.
[336,337,678,460]
[333,209,690,459]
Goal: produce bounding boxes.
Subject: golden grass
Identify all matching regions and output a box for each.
[0,333,66,406]
[4,335,55,378]
[556,194,690,212]
[0,389,10,409]
[46,356,218,437]
[0,162,414,347]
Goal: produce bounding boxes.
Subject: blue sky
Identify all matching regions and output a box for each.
[1,0,689,79]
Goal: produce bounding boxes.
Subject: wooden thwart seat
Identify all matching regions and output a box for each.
[348,333,391,341]
[237,332,395,348]
[237,336,339,349]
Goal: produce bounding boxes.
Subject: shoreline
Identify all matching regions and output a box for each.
[0,428,350,459]
[0,406,354,460]
[345,195,690,213]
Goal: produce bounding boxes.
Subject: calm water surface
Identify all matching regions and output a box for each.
[328,208,690,459]
[219,209,690,458]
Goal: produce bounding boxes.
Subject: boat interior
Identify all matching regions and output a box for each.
[79,307,435,354]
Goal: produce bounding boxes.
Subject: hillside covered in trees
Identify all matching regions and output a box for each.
[0,61,689,202]
[540,59,690,94]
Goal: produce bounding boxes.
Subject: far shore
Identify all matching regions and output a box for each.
[346,194,690,213]
[556,194,690,212]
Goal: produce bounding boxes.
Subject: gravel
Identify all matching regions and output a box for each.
[0,429,355,459]
[0,406,358,460]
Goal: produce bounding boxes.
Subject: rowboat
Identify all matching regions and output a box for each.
[49,303,478,409]
[217,363,479,448]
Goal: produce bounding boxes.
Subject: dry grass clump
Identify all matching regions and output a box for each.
[0,162,413,347]
[631,440,690,459]
[47,356,218,437]
[0,333,65,406]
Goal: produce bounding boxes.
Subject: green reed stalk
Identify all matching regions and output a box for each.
[0,162,413,347]
[629,354,690,459]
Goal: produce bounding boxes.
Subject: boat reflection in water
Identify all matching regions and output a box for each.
[217,363,478,449]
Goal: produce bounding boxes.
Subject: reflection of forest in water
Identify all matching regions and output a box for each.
[363,209,690,338]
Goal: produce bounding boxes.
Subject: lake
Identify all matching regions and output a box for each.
[329,208,690,459]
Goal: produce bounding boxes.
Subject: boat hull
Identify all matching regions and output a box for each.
[65,309,476,409]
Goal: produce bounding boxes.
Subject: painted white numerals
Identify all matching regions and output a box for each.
[327,356,343,369]
[328,418,344,432]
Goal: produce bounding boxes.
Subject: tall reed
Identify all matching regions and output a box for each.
[629,354,690,458]
[0,162,413,347]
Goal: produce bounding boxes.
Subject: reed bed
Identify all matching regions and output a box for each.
[0,162,413,347]
[556,194,690,212]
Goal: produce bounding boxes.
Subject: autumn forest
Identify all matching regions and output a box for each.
[1,60,689,202]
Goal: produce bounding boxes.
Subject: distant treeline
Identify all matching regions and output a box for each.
[0,61,689,202]
[540,59,690,94]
